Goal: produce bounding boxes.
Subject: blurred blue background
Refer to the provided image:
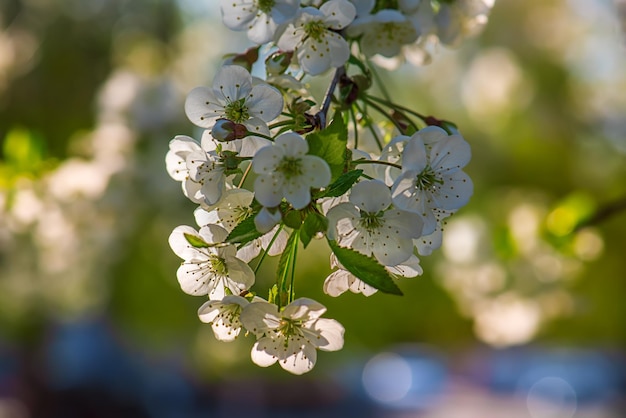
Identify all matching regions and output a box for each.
[1,0,626,416]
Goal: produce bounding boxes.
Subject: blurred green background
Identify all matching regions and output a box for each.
[1,0,625,416]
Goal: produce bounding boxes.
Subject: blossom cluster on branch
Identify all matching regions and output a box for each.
[166,0,492,374]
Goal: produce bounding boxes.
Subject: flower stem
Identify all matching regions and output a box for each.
[254,224,284,275]
[365,94,428,123]
[352,159,403,171]
[362,97,407,134]
[289,229,300,304]
[354,101,383,151]
[316,66,346,129]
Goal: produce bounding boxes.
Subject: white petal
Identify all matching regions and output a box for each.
[184,87,222,128]
[251,338,280,367]
[240,301,281,335]
[279,341,317,375]
[402,135,428,172]
[255,207,282,234]
[219,0,256,31]
[323,269,351,297]
[326,32,351,67]
[252,145,283,174]
[247,16,279,44]
[282,298,326,321]
[168,225,203,260]
[254,175,284,208]
[224,256,255,288]
[433,171,473,210]
[416,125,449,146]
[246,83,284,122]
[212,65,253,103]
[312,318,345,351]
[388,254,423,278]
[297,38,332,76]
[430,134,472,174]
[275,132,308,157]
[321,0,356,29]
[349,179,391,213]
[301,155,331,188]
[177,261,211,296]
[326,202,360,240]
[165,136,201,181]
[197,300,221,323]
[277,23,302,51]
[198,224,229,244]
[283,178,311,210]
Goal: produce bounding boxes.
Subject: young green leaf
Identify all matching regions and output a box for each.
[327,240,403,295]
[226,214,263,246]
[319,169,363,198]
[184,233,210,248]
[300,212,328,248]
[306,116,348,182]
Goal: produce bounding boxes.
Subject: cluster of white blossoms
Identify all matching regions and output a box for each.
[166,0,489,374]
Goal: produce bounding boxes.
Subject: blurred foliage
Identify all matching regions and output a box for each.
[0,0,625,383]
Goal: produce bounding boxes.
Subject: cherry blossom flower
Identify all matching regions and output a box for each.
[168,225,255,300]
[277,0,356,75]
[198,295,251,341]
[185,65,282,156]
[390,126,473,235]
[347,9,419,58]
[252,132,331,210]
[240,298,344,375]
[327,179,424,266]
[220,0,300,44]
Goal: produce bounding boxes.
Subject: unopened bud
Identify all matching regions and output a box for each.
[211,119,247,142]
[265,51,293,76]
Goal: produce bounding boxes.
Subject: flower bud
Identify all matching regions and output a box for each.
[265,51,293,76]
[211,119,247,142]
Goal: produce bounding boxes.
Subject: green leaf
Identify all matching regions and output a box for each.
[300,212,328,248]
[320,169,363,198]
[327,240,403,295]
[306,116,348,182]
[283,209,303,229]
[184,233,210,248]
[226,214,263,246]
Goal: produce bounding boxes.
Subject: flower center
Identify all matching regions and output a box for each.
[257,0,275,14]
[415,165,443,191]
[277,157,303,180]
[304,20,327,42]
[224,98,250,123]
[209,255,228,276]
[359,211,384,231]
[278,318,303,339]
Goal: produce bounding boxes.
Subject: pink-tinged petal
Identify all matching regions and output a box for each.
[212,65,253,103]
[251,338,281,367]
[275,132,308,157]
[323,269,351,297]
[402,136,428,172]
[349,179,391,213]
[247,84,283,122]
[254,175,284,208]
[283,298,326,321]
[184,87,223,128]
[321,0,356,29]
[252,145,283,174]
[301,155,331,188]
[168,225,203,260]
[312,318,345,351]
[240,301,281,335]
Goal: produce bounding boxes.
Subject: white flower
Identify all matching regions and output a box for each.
[240,298,344,375]
[390,126,473,235]
[277,0,356,75]
[253,132,331,210]
[347,9,419,58]
[220,0,300,44]
[184,66,282,156]
[327,179,423,266]
[165,135,227,206]
[323,253,422,297]
[168,225,255,299]
[198,295,250,341]
[193,189,289,263]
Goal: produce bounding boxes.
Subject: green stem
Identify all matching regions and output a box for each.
[362,97,407,134]
[289,229,300,304]
[368,61,392,103]
[237,162,252,188]
[349,106,359,149]
[254,224,284,275]
[365,94,429,123]
[246,131,274,142]
[354,101,383,151]
[269,119,295,130]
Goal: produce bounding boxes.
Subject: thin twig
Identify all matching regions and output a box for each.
[315,66,346,129]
